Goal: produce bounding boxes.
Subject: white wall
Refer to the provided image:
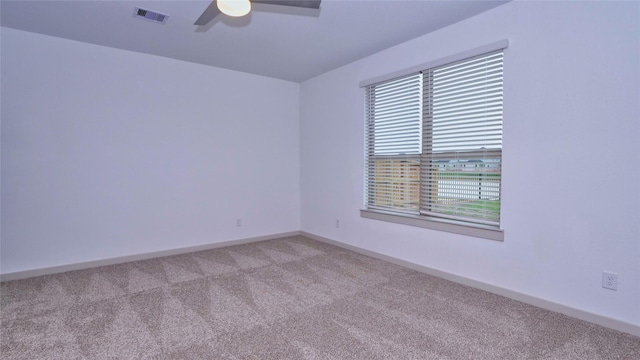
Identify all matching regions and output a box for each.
[300,1,640,328]
[1,28,301,274]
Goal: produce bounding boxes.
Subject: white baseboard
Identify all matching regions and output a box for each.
[0,231,300,282]
[301,231,640,338]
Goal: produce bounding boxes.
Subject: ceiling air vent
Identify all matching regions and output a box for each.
[134,7,168,24]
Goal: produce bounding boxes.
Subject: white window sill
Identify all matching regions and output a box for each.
[360,209,504,241]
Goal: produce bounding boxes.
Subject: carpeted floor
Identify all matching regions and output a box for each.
[1,235,639,359]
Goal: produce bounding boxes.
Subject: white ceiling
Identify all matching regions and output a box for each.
[0,0,508,82]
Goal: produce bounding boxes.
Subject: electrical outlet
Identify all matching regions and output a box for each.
[602,271,617,291]
[335,219,340,228]
[236,218,242,227]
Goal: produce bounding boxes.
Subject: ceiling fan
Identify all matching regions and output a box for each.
[194,0,322,26]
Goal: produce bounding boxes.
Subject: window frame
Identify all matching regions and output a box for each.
[361,41,508,241]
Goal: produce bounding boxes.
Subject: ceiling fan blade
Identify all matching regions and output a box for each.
[194,0,320,26]
[251,0,321,10]
[194,1,221,26]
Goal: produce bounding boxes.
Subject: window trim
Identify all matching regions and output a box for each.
[360,209,504,241]
[361,40,508,241]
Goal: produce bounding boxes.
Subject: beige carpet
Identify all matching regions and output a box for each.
[1,235,639,359]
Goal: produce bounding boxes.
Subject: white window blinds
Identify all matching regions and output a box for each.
[422,50,503,225]
[365,49,504,227]
[365,74,422,214]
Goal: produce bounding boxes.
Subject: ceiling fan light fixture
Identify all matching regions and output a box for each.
[217,0,251,17]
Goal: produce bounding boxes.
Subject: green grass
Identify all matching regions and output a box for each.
[461,199,500,212]
[437,199,500,220]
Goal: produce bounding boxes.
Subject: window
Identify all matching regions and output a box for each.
[363,47,504,240]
